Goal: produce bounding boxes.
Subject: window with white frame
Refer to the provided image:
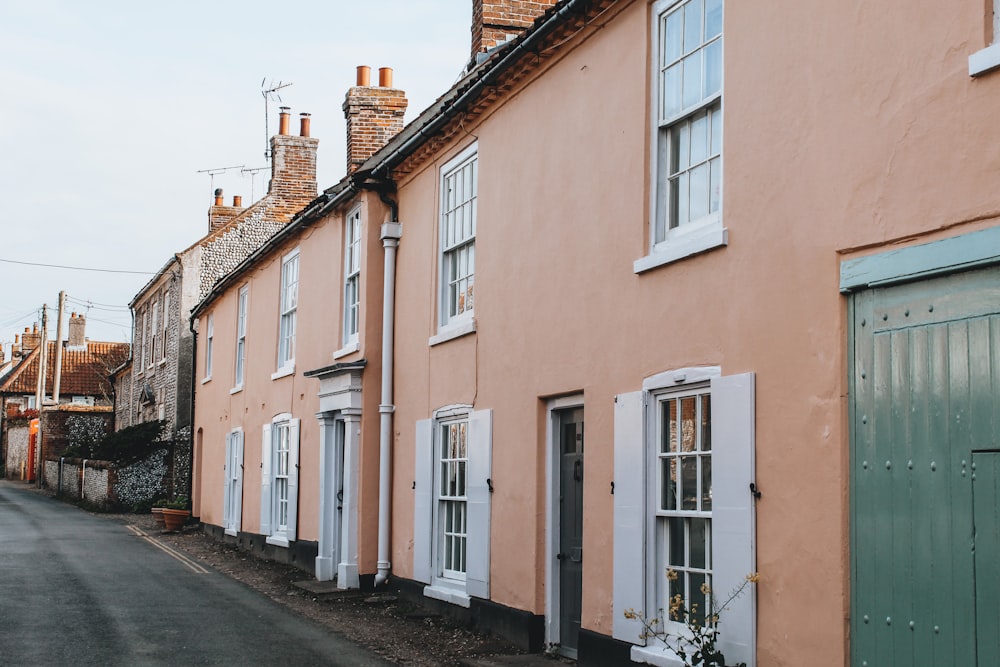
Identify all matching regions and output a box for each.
[261,416,300,546]
[613,369,756,666]
[223,429,244,536]
[148,300,159,367]
[413,408,492,606]
[439,146,477,329]
[638,0,725,273]
[278,249,299,369]
[136,311,146,373]
[160,292,169,362]
[235,285,248,387]
[969,0,1000,75]
[343,208,361,345]
[204,314,214,379]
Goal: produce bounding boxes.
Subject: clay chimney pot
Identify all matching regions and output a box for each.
[233,195,242,207]
[278,107,291,135]
[214,188,224,206]
[299,112,311,138]
[379,67,393,88]
[356,65,371,87]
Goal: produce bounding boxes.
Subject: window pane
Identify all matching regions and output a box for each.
[674,172,689,227]
[682,50,703,110]
[704,39,722,97]
[709,157,721,214]
[662,64,682,120]
[689,163,709,221]
[701,456,712,510]
[662,458,677,510]
[690,111,709,165]
[683,0,703,54]
[681,457,698,510]
[668,517,685,566]
[705,0,722,39]
[680,397,697,452]
[666,399,678,453]
[689,571,708,621]
[690,518,707,569]
[701,394,712,451]
[663,9,683,65]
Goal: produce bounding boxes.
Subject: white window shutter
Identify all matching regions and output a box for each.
[613,391,646,643]
[466,409,493,599]
[287,419,301,541]
[413,419,434,584]
[223,432,233,528]
[710,373,756,667]
[234,430,244,532]
[260,423,273,536]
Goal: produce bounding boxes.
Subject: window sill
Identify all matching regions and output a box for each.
[970,43,1000,76]
[224,528,238,537]
[333,341,359,360]
[158,359,167,367]
[631,646,684,667]
[265,535,290,548]
[633,224,728,274]
[229,385,243,395]
[423,584,471,608]
[429,318,476,347]
[200,376,212,385]
[271,365,295,381]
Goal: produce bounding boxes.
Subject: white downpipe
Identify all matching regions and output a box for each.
[375,222,402,587]
[81,459,88,500]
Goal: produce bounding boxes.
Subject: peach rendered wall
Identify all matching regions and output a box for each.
[389,0,1000,664]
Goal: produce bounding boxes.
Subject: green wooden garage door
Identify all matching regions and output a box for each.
[851,265,1000,666]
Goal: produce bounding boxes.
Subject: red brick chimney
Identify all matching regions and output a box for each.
[11,334,22,362]
[68,312,87,348]
[471,0,557,59]
[269,107,319,204]
[207,188,247,233]
[21,324,40,355]
[343,66,408,175]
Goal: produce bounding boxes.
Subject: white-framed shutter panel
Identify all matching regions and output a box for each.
[413,419,434,584]
[613,390,646,643]
[223,432,233,528]
[260,423,273,536]
[710,372,756,667]
[465,409,493,599]
[286,419,301,541]
[234,430,244,532]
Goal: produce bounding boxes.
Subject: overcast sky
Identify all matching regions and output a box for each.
[0,0,471,355]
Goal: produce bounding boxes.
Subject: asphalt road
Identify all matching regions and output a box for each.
[0,480,393,666]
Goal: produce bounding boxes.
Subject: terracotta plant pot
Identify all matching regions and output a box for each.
[151,507,165,528]
[161,508,190,532]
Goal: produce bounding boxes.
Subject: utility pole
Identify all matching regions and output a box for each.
[34,305,48,487]
[52,291,66,402]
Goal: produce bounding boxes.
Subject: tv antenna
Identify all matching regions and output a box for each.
[262,78,293,162]
[241,166,269,201]
[196,165,245,196]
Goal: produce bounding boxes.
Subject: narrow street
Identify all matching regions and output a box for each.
[0,480,392,666]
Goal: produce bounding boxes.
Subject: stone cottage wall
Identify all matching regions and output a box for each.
[5,425,29,479]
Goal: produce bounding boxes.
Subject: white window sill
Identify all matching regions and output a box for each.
[333,341,359,359]
[429,317,476,347]
[423,584,471,608]
[158,359,167,367]
[200,376,212,385]
[970,43,1000,76]
[271,365,295,381]
[229,385,243,395]
[631,645,684,667]
[634,224,728,274]
[266,535,290,548]
[224,528,238,537]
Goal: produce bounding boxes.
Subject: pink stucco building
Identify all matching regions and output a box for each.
[191,1,1000,665]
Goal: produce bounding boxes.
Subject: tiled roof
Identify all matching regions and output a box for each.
[0,341,130,398]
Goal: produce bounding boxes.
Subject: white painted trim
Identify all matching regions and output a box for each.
[429,316,476,346]
[229,385,243,395]
[969,42,1000,76]
[266,535,290,548]
[333,341,360,359]
[643,366,721,391]
[423,584,472,608]
[544,394,585,649]
[631,645,686,667]
[200,376,212,385]
[437,142,478,330]
[634,223,728,274]
[270,365,295,381]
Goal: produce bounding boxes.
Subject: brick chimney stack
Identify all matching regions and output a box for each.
[12,334,21,362]
[208,187,247,233]
[471,0,557,59]
[343,66,408,175]
[68,312,87,348]
[268,107,319,205]
[21,324,40,354]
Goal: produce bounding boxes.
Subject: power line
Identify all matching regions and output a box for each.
[66,296,130,313]
[66,296,131,310]
[0,257,155,276]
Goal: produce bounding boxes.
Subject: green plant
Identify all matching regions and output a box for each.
[624,570,758,667]
[62,420,167,463]
[165,496,190,510]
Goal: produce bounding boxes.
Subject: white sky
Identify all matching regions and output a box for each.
[0,0,471,354]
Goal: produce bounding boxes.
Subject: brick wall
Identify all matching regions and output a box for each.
[472,0,557,57]
[344,85,408,174]
[39,408,113,462]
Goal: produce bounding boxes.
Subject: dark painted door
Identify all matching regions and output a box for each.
[558,408,584,658]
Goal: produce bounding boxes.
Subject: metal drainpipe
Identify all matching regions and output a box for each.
[81,459,87,500]
[374,218,402,588]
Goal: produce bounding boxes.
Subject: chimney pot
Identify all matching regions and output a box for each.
[379,67,393,88]
[278,107,291,135]
[299,112,311,138]
[357,65,371,87]
[233,195,242,207]
[214,188,224,206]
